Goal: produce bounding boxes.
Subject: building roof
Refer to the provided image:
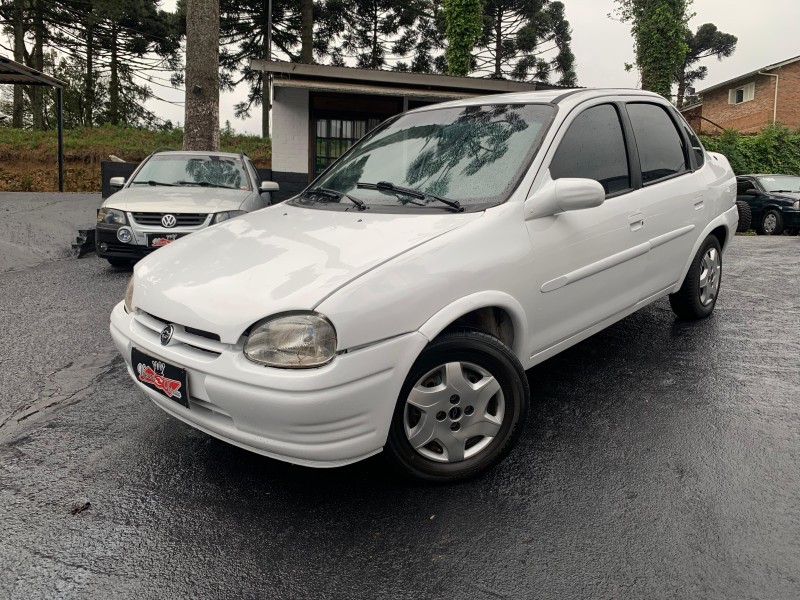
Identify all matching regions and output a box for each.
[0,54,65,88]
[698,54,800,95]
[250,59,572,98]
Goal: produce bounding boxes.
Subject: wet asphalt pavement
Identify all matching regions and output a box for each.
[0,236,798,599]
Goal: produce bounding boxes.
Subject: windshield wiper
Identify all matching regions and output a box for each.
[305,187,366,210]
[357,181,464,212]
[176,180,238,190]
[132,180,177,187]
[771,189,798,193]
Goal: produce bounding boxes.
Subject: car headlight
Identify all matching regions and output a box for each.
[244,313,337,368]
[794,200,799,210]
[212,210,247,224]
[124,277,135,313]
[98,207,126,225]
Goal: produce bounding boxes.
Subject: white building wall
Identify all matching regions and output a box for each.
[272,86,309,174]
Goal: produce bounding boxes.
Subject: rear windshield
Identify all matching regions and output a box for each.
[132,155,250,190]
[296,103,555,211]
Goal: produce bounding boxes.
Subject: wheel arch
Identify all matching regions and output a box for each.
[417,292,528,360]
[673,206,737,294]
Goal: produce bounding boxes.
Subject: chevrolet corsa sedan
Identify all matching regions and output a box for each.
[111,89,738,481]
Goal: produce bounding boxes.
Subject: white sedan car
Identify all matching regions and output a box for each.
[96,151,278,266]
[111,89,737,481]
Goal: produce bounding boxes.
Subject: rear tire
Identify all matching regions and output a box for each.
[385,327,529,483]
[735,201,751,232]
[669,235,722,320]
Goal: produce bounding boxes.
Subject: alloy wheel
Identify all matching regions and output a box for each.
[699,247,721,306]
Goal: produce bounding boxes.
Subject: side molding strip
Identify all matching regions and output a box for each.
[540,224,695,293]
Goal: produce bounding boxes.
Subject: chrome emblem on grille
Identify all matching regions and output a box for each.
[161,214,177,228]
[160,325,174,346]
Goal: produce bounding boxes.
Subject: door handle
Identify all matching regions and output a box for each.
[628,213,644,231]
[694,194,705,210]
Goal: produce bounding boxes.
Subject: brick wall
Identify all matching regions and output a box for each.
[701,61,800,133]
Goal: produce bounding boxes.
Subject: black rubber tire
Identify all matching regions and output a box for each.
[107,258,130,267]
[385,327,529,483]
[758,209,784,236]
[735,201,751,232]
[669,235,722,320]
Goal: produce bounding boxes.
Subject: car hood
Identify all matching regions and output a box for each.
[132,204,483,343]
[105,185,250,213]
[771,191,800,201]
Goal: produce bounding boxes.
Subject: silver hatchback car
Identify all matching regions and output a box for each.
[96,150,279,266]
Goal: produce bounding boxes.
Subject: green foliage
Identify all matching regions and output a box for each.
[616,0,690,98]
[476,0,576,86]
[700,126,800,176]
[0,126,272,165]
[675,23,737,107]
[444,0,484,76]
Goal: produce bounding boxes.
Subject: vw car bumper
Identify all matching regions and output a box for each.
[96,212,213,261]
[109,302,428,467]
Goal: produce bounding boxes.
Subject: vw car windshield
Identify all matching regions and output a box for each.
[294,103,555,211]
[132,155,250,190]
[757,175,800,193]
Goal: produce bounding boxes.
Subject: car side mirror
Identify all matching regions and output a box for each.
[745,188,760,196]
[260,181,280,193]
[110,176,126,189]
[524,177,606,220]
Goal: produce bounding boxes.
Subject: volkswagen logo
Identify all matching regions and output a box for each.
[161,214,177,228]
[160,324,174,346]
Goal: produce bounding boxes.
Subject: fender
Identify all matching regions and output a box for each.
[417,291,529,360]
[672,204,738,294]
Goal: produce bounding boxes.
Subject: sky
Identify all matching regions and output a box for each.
[148,0,800,135]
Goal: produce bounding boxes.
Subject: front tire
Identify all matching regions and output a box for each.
[669,235,722,320]
[385,328,529,482]
[757,209,784,236]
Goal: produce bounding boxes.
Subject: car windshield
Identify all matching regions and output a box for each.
[756,175,800,193]
[296,103,555,211]
[132,154,250,190]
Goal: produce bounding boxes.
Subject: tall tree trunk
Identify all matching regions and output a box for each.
[300,0,313,63]
[261,0,270,138]
[12,0,25,128]
[109,26,119,125]
[183,0,220,151]
[675,66,686,108]
[85,14,95,126]
[371,8,378,68]
[494,8,502,78]
[31,0,45,130]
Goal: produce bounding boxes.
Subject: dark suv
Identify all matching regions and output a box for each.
[736,174,800,235]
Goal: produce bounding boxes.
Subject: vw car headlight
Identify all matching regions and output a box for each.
[212,210,247,224]
[793,200,799,210]
[124,277,135,313]
[98,207,126,225]
[244,313,337,368]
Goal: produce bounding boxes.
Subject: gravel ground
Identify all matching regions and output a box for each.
[0,192,101,273]
[0,216,798,599]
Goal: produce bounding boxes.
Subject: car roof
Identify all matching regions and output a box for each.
[151,150,246,159]
[407,88,666,114]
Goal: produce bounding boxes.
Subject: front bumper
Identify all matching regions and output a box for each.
[109,302,428,467]
[96,212,213,260]
[781,208,800,228]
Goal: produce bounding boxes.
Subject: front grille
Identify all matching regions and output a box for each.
[141,312,223,353]
[131,212,208,227]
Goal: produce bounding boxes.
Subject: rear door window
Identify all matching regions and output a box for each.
[626,103,688,184]
[549,104,631,196]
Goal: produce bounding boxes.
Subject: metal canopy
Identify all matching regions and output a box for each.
[0,55,67,191]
